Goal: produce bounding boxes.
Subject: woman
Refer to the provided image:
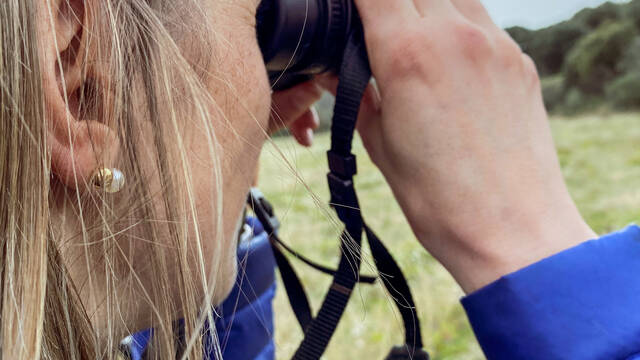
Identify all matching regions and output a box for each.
[1,0,638,359]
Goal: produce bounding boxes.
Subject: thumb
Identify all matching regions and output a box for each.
[269,80,323,134]
[289,107,320,147]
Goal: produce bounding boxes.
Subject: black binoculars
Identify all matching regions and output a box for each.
[256,0,358,90]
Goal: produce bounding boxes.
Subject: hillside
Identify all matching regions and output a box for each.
[300,1,640,134]
[506,0,640,114]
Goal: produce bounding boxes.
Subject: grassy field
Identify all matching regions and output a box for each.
[258,112,640,360]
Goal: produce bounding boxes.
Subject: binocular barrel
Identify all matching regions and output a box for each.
[256,0,357,90]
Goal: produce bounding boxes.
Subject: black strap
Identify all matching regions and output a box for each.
[272,233,376,284]
[365,224,423,350]
[270,241,314,331]
[268,231,377,333]
[293,20,429,359]
[291,25,371,360]
[247,188,378,332]
[249,17,429,360]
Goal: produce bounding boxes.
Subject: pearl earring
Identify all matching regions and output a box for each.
[91,167,125,193]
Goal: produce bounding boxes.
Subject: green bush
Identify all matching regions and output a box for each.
[564,21,637,94]
[541,75,566,112]
[623,0,640,28]
[605,71,640,109]
[508,23,587,76]
[560,87,607,115]
[562,88,590,114]
[532,22,588,76]
[617,36,640,73]
[573,2,622,29]
[506,26,535,50]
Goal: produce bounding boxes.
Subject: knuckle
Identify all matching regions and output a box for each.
[383,29,433,79]
[521,54,541,88]
[495,36,524,69]
[497,43,522,70]
[450,22,493,61]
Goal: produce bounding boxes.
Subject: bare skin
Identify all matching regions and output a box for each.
[347,0,596,292]
[44,0,594,335]
[43,0,321,333]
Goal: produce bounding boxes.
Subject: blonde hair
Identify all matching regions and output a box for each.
[1,0,226,358]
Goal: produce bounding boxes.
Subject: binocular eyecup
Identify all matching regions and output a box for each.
[256,0,358,90]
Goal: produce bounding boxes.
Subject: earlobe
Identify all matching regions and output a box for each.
[41,0,118,191]
[49,119,117,190]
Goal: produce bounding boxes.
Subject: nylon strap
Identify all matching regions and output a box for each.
[247,190,375,334]
[272,233,376,284]
[250,19,430,360]
[365,224,424,351]
[291,26,370,360]
[293,22,428,359]
[270,241,314,331]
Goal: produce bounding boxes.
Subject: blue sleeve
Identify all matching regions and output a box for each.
[461,225,640,360]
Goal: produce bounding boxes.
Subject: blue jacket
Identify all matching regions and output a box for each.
[463,225,640,359]
[124,217,276,360]
[126,222,640,359]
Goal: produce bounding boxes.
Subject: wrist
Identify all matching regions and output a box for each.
[416,200,596,294]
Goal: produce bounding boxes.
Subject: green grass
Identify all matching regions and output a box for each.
[258,112,640,359]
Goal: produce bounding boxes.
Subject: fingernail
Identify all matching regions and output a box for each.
[310,106,320,129]
[311,81,324,97]
[305,128,314,146]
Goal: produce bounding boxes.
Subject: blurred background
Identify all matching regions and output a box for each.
[260,1,640,359]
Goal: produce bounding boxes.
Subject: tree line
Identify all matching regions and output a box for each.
[302,1,640,135]
[507,0,640,114]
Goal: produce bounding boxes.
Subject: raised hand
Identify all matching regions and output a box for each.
[348,0,596,292]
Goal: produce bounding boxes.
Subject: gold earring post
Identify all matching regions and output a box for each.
[91,167,125,193]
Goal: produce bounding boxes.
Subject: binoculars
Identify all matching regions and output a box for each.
[256,0,358,90]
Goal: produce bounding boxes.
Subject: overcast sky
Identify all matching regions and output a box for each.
[482,0,630,29]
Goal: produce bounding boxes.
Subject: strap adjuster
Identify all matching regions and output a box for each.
[327,173,357,207]
[327,173,360,223]
[327,150,357,178]
[247,188,280,234]
[385,346,430,360]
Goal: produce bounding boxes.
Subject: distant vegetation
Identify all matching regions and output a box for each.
[304,1,640,133]
[507,0,640,114]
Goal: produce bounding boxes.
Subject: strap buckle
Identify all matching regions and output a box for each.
[385,346,430,360]
[247,187,280,234]
[327,150,359,216]
[327,150,357,178]
[327,173,359,223]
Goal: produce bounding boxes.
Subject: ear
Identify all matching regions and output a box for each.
[41,0,117,190]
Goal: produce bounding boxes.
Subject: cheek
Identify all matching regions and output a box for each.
[203,22,271,299]
[209,24,270,181]
[215,29,271,141]
[240,45,271,138]
[203,0,272,143]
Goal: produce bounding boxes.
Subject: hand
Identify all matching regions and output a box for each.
[347,0,596,293]
[268,80,323,147]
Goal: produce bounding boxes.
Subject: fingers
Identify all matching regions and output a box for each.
[268,80,323,134]
[288,107,320,147]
